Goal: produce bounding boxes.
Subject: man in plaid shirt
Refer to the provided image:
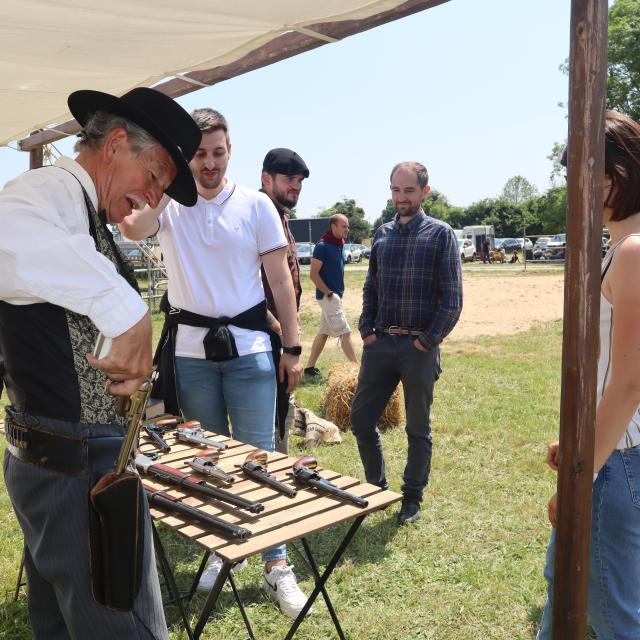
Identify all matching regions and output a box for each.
[351,161,462,524]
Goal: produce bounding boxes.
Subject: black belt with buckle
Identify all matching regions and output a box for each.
[382,326,424,336]
[5,413,86,476]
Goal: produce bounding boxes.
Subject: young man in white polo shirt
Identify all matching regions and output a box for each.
[120,108,307,618]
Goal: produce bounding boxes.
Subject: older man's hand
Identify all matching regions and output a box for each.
[86,312,153,396]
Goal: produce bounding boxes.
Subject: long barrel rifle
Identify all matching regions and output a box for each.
[135,452,264,514]
[144,485,251,540]
[237,450,297,498]
[291,455,369,508]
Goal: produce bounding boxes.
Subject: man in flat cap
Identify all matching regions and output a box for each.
[121,109,308,618]
[0,87,200,639]
[260,148,309,454]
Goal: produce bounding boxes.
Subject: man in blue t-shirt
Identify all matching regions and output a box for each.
[304,214,357,378]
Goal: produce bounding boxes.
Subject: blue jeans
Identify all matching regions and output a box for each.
[537,445,640,639]
[175,352,285,563]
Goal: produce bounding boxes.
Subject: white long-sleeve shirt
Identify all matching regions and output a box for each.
[0,156,147,337]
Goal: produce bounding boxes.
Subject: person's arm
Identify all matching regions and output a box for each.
[0,174,151,395]
[309,257,332,296]
[547,237,640,526]
[118,194,171,240]
[593,237,640,471]
[359,243,378,344]
[262,247,303,392]
[415,227,463,351]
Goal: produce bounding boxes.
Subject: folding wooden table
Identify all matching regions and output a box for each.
[139,425,402,640]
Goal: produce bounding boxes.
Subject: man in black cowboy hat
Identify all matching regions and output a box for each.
[260,147,310,454]
[0,87,200,639]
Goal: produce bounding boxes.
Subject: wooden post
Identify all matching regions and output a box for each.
[29,141,43,169]
[552,0,607,637]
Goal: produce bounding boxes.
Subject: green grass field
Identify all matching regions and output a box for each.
[0,267,561,639]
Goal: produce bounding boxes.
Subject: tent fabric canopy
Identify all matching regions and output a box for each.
[1,0,446,147]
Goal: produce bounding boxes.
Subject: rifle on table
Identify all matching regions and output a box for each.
[187,450,236,485]
[135,452,264,513]
[144,485,251,540]
[175,421,227,450]
[237,450,297,498]
[290,455,369,508]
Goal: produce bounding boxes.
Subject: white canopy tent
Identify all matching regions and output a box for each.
[1,0,447,148]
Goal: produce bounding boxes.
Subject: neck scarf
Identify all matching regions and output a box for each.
[320,229,345,248]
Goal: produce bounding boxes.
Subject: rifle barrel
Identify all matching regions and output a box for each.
[144,463,264,514]
[144,488,251,540]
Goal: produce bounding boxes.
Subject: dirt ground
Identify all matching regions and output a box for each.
[333,271,565,345]
[449,272,564,341]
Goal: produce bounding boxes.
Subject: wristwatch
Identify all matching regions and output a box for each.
[282,345,302,356]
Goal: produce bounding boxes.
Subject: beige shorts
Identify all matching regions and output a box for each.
[318,294,351,337]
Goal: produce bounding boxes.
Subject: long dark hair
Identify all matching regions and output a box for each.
[605,110,640,220]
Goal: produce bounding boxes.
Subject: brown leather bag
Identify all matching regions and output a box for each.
[88,470,145,610]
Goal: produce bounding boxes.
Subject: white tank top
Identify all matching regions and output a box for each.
[598,233,640,449]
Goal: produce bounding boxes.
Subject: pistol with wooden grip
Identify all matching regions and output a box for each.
[187,450,236,485]
[291,455,369,508]
[136,452,263,513]
[237,450,297,498]
[175,421,227,450]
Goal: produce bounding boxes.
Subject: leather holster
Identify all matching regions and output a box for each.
[88,469,145,611]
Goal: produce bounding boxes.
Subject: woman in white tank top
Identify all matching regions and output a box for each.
[537,110,640,639]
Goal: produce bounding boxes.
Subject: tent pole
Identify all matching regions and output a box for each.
[552,0,607,637]
[29,132,43,169]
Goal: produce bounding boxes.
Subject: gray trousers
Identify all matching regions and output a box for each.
[350,334,441,501]
[3,415,168,640]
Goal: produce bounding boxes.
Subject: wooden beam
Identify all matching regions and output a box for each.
[18,0,449,151]
[553,0,608,637]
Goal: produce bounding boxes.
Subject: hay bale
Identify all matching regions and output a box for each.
[322,362,404,430]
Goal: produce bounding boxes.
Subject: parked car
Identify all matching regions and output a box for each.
[457,239,475,262]
[343,243,363,263]
[295,242,314,265]
[499,238,521,254]
[355,244,371,259]
[534,237,552,251]
[515,237,534,251]
[544,233,567,259]
[122,247,145,268]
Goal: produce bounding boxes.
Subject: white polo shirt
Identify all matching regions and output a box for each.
[158,180,287,358]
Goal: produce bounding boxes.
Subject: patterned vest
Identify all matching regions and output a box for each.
[0,170,139,425]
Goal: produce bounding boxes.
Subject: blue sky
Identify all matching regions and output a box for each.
[0,0,572,222]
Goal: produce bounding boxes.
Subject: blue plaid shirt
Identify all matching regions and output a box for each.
[359,211,463,349]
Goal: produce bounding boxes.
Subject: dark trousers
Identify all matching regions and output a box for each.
[3,414,168,640]
[350,334,441,501]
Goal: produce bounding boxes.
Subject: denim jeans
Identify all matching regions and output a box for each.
[175,352,285,562]
[537,444,640,639]
[350,334,440,501]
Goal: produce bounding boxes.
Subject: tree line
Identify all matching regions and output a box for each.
[311,0,638,244]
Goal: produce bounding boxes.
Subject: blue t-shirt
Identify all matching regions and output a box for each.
[313,241,345,300]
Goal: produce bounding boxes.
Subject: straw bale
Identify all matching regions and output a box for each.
[322,362,404,430]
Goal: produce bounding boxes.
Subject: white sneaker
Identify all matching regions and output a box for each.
[196,554,248,592]
[263,565,309,618]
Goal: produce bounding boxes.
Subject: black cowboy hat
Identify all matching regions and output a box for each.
[68,88,200,206]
